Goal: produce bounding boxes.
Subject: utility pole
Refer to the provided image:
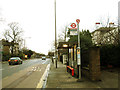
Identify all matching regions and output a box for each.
[54,0,57,68]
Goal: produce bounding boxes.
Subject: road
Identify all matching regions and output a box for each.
[1,58,51,89]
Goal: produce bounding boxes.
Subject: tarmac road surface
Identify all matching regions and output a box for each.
[1,58,51,88]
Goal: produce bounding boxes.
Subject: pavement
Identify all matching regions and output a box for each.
[45,61,119,89]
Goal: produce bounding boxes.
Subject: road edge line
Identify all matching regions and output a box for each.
[36,63,50,88]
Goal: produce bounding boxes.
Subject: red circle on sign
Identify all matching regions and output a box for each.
[70,23,76,28]
[76,19,80,24]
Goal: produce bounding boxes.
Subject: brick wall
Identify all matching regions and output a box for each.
[89,47,101,81]
[82,47,101,81]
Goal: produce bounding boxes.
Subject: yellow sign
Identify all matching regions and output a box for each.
[25,55,28,58]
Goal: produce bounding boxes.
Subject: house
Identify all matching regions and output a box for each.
[1,39,19,55]
[10,42,19,54]
[91,27,119,46]
[1,39,11,55]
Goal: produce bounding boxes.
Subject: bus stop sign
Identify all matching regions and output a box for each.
[70,23,76,28]
[76,19,80,24]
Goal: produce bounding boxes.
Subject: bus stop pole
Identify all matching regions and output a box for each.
[76,19,82,81]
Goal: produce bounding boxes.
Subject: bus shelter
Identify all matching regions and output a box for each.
[57,41,101,81]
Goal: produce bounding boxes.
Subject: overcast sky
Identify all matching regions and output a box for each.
[0,0,119,55]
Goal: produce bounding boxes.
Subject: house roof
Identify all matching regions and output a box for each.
[92,27,117,34]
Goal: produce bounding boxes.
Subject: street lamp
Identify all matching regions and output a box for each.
[118,1,120,44]
[54,0,57,68]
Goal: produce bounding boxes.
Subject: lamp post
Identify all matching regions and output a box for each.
[118,1,120,44]
[54,0,57,68]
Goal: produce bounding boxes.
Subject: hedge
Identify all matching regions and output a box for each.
[100,44,120,67]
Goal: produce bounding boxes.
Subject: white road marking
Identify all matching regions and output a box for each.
[31,66,41,72]
[36,64,50,88]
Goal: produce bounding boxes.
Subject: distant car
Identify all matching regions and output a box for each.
[42,57,46,60]
[8,57,23,65]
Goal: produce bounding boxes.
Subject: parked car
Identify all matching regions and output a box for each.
[42,57,46,60]
[8,57,23,65]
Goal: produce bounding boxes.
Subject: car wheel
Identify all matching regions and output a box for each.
[21,61,22,64]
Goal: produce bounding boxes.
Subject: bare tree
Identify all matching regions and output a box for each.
[8,22,23,43]
[50,27,66,54]
[58,33,64,42]
[3,29,10,41]
[3,22,23,54]
[57,27,67,43]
